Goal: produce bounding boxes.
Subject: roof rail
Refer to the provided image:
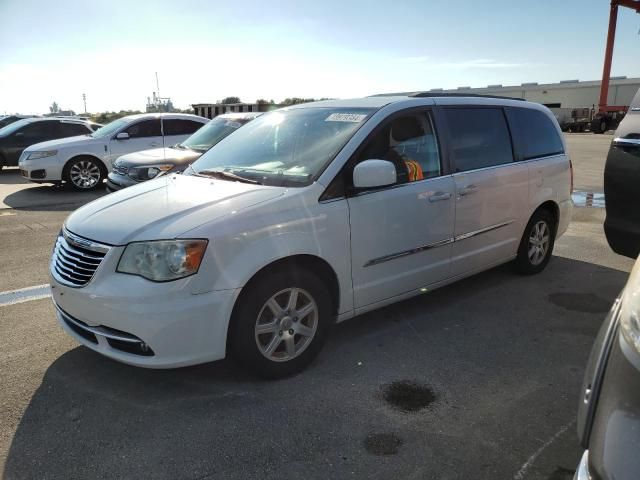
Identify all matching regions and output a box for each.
[408,92,526,101]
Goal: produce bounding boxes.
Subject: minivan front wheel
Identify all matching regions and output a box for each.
[229,269,332,378]
[514,209,556,274]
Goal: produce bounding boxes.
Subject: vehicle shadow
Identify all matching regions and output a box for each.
[2,256,630,479]
[1,170,106,211]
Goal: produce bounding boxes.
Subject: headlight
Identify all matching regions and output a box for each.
[26,150,57,160]
[127,164,173,181]
[620,260,640,353]
[117,239,208,281]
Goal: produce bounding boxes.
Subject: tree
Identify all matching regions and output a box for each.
[220,96,241,104]
[49,101,60,113]
[256,98,275,105]
[281,98,317,106]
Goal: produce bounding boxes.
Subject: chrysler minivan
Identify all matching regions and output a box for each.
[50,95,572,378]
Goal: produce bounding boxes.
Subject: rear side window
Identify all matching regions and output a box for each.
[443,108,513,173]
[59,122,90,136]
[125,119,161,138]
[507,107,564,160]
[163,119,203,136]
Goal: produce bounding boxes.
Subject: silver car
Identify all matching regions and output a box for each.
[106,112,262,191]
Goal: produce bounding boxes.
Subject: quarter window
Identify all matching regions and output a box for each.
[506,107,564,160]
[163,119,204,136]
[125,119,161,138]
[444,108,514,173]
[355,112,441,184]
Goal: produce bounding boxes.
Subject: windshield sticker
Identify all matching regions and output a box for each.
[325,113,367,123]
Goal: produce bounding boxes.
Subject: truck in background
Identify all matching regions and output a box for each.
[549,107,594,133]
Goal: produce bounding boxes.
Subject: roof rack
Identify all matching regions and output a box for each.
[409,92,526,101]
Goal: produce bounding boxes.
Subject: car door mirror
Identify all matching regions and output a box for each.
[115,132,130,140]
[353,159,397,189]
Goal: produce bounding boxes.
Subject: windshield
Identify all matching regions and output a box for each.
[0,118,31,137]
[91,118,129,138]
[182,117,252,153]
[190,107,374,187]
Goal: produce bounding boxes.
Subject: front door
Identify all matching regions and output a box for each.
[107,118,163,167]
[347,110,455,309]
[442,107,529,277]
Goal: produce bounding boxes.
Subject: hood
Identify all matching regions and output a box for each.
[24,134,97,151]
[116,147,201,167]
[65,174,285,245]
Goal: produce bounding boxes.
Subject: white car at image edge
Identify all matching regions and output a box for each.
[19,113,208,190]
[49,95,572,378]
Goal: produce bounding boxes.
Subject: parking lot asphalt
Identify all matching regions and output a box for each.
[0,133,634,480]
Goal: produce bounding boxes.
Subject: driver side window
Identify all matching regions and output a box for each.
[125,119,161,138]
[355,111,441,185]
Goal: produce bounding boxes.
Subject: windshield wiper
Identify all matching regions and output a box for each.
[196,169,259,184]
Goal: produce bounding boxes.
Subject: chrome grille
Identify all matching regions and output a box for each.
[51,230,110,287]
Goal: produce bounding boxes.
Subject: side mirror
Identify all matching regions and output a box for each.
[115,132,129,140]
[353,159,397,189]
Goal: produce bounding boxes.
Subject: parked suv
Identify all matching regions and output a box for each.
[0,117,99,171]
[19,113,207,190]
[573,87,640,480]
[603,87,640,258]
[50,95,572,377]
[107,112,261,191]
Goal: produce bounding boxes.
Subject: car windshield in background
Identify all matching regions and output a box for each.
[181,117,251,153]
[0,118,31,136]
[190,108,374,187]
[91,118,129,138]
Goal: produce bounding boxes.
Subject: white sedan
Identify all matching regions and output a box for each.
[19,113,207,190]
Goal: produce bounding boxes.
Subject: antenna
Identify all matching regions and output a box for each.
[155,72,160,99]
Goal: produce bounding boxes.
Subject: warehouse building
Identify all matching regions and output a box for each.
[428,76,640,108]
[191,102,276,119]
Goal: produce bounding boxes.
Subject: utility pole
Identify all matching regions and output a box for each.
[82,93,87,114]
[155,72,160,99]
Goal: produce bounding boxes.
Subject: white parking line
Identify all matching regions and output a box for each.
[0,284,51,307]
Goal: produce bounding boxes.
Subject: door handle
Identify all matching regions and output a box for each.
[428,191,452,202]
[458,184,478,196]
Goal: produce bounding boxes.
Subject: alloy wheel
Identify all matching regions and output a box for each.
[528,220,550,266]
[254,287,318,362]
[69,160,101,189]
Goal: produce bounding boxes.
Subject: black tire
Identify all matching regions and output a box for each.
[514,209,556,275]
[228,268,332,379]
[63,156,106,191]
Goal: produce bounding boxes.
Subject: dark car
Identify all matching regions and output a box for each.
[106,112,261,191]
[0,117,100,171]
[574,87,640,480]
[603,87,640,258]
[0,115,36,130]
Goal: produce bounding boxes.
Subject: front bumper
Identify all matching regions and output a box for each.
[574,451,590,480]
[50,248,240,368]
[106,172,137,191]
[18,156,64,182]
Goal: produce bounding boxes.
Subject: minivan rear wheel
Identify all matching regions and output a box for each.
[514,209,556,274]
[229,269,332,378]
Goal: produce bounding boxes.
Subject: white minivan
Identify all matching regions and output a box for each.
[19,113,207,190]
[50,95,572,377]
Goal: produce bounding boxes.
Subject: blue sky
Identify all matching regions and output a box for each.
[1,0,639,114]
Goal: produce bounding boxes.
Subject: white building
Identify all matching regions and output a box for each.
[427,77,640,109]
